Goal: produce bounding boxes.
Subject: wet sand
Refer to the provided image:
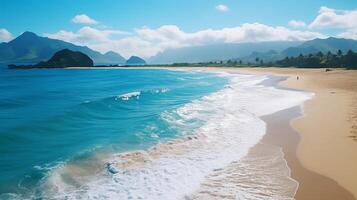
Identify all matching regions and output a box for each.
[179,67,357,199]
[233,67,357,199]
[261,106,354,200]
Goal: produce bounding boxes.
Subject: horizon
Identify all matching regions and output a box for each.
[1,0,357,59]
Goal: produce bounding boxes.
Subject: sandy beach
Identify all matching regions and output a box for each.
[234,67,357,199]
[158,66,357,199]
[71,66,357,199]
[197,67,356,199]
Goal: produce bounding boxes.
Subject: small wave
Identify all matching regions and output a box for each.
[152,88,170,94]
[116,91,141,101]
[115,88,170,101]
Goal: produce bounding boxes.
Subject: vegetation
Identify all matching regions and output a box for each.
[164,49,357,69]
[275,50,357,69]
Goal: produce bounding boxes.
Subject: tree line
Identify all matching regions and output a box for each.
[275,50,357,69]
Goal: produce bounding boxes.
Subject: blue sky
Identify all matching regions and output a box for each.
[0,0,356,58]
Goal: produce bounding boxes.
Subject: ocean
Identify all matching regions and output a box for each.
[0,67,312,199]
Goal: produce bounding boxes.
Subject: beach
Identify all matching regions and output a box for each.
[198,67,357,199]
[71,66,357,199]
[236,67,357,199]
[2,66,356,199]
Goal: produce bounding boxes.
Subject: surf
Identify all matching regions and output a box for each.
[35,72,313,200]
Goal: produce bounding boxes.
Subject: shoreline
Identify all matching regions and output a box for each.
[260,106,354,199]
[45,66,357,198]
[158,66,357,199]
[233,67,357,199]
[162,66,356,199]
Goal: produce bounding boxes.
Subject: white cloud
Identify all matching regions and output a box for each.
[288,20,306,28]
[0,28,12,42]
[308,6,357,40]
[338,28,357,40]
[44,26,130,43]
[216,4,229,12]
[309,6,357,29]
[72,14,98,24]
[45,23,324,58]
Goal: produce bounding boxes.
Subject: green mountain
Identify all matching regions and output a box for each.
[126,56,146,65]
[282,37,357,57]
[0,31,126,65]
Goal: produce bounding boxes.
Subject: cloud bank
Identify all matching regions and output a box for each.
[45,23,324,58]
[309,6,357,29]
[309,6,357,39]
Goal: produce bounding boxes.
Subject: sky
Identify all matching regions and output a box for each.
[0,0,357,58]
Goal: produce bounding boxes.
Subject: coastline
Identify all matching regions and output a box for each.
[233,67,357,199]
[60,66,357,198]
[261,106,354,200]
[39,69,311,199]
[151,66,357,199]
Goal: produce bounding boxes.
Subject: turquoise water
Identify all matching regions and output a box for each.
[0,68,228,196]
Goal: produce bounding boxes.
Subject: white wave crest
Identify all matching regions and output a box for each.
[116,91,141,101]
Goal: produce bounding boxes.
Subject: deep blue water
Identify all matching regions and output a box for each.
[0,67,228,195]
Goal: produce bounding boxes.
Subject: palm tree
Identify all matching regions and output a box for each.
[255,57,260,63]
[337,49,342,57]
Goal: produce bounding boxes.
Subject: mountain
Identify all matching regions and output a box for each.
[126,56,146,65]
[102,51,126,64]
[282,37,357,57]
[37,49,93,68]
[0,31,125,65]
[148,41,302,64]
[9,49,94,69]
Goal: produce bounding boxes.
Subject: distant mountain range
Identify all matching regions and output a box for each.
[282,37,357,57]
[148,37,357,64]
[0,31,127,65]
[1,32,356,66]
[148,41,302,64]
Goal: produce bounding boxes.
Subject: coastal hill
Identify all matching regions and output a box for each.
[9,49,93,69]
[126,56,146,65]
[0,31,125,65]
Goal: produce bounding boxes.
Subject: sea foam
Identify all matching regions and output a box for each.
[38,72,313,200]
